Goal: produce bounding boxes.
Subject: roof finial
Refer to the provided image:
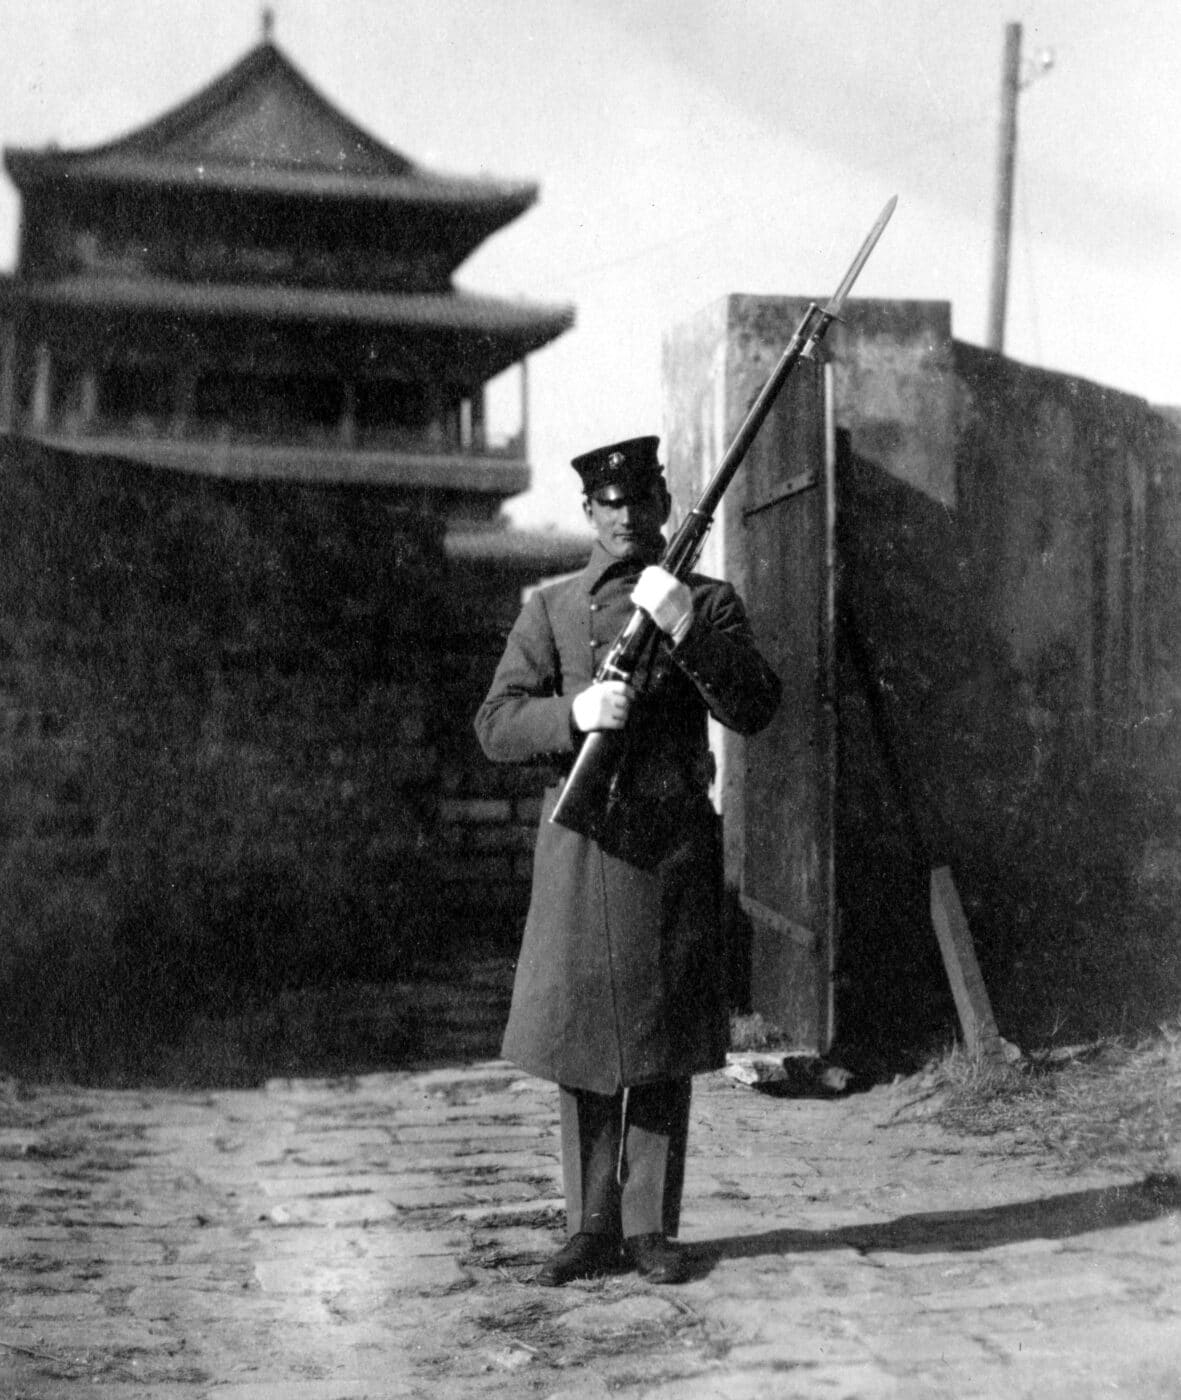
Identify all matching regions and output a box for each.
[261,6,275,42]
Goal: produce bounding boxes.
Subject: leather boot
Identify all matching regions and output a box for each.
[626,1233,692,1284]
[534,1232,622,1287]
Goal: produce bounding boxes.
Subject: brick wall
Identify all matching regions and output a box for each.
[0,438,457,1066]
[435,552,565,941]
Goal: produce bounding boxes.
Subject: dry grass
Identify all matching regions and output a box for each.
[930,1021,1181,1175]
[729,1012,795,1053]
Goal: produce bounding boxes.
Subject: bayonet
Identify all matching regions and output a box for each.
[823,194,897,321]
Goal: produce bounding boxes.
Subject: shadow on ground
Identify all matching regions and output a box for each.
[693,1174,1181,1273]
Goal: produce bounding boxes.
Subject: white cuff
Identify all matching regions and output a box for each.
[668,611,693,647]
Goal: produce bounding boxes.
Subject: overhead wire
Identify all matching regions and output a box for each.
[520,85,1016,315]
[524,4,1169,315]
[534,102,994,294]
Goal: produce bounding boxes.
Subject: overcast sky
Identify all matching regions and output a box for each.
[1,0,1176,534]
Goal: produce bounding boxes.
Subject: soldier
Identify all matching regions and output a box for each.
[475,435,780,1286]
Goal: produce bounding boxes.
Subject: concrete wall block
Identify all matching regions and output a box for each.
[438,797,512,825]
[437,759,554,799]
[435,853,514,885]
[0,708,42,742]
[440,821,534,854]
[439,763,507,800]
[443,881,529,916]
[2,781,64,834]
[32,802,97,840]
[511,853,537,882]
[383,744,439,786]
[513,796,544,824]
[21,835,111,879]
[363,831,430,862]
[396,711,428,745]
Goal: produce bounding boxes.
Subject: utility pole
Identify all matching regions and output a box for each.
[987,22,1022,353]
[987,23,1055,354]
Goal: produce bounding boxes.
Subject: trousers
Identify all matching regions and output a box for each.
[558,1078,691,1240]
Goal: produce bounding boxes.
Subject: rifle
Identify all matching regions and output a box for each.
[549,198,897,865]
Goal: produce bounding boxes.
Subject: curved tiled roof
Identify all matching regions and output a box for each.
[4,41,536,226]
[14,275,573,337]
[12,275,575,379]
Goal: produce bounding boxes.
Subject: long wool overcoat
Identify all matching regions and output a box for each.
[474,542,781,1095]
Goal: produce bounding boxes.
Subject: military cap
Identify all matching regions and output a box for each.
[571,436,663,496]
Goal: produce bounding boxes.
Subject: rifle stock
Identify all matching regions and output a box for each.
[549,727,625,848]
[549,200,897,865]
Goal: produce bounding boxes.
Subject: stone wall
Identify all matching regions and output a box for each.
[0,436,551,1071]
[434,550,565,941]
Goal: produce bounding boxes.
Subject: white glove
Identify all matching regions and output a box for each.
[631,566,694,644]
[572,680,634,732]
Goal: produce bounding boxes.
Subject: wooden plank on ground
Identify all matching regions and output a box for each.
[929,865,1005,1063]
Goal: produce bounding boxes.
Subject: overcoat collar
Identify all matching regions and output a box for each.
[580,540,663,594]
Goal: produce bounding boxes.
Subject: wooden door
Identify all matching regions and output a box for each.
[738,359,837,1051]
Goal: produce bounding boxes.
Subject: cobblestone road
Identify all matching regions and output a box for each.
[2,1042,1180,1399]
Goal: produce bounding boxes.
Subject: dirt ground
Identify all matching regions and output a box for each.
[2,999,1180,1400]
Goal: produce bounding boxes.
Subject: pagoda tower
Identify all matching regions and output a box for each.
[0,32,573,527]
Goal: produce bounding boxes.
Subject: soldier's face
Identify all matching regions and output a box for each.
[584,479,671,560]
